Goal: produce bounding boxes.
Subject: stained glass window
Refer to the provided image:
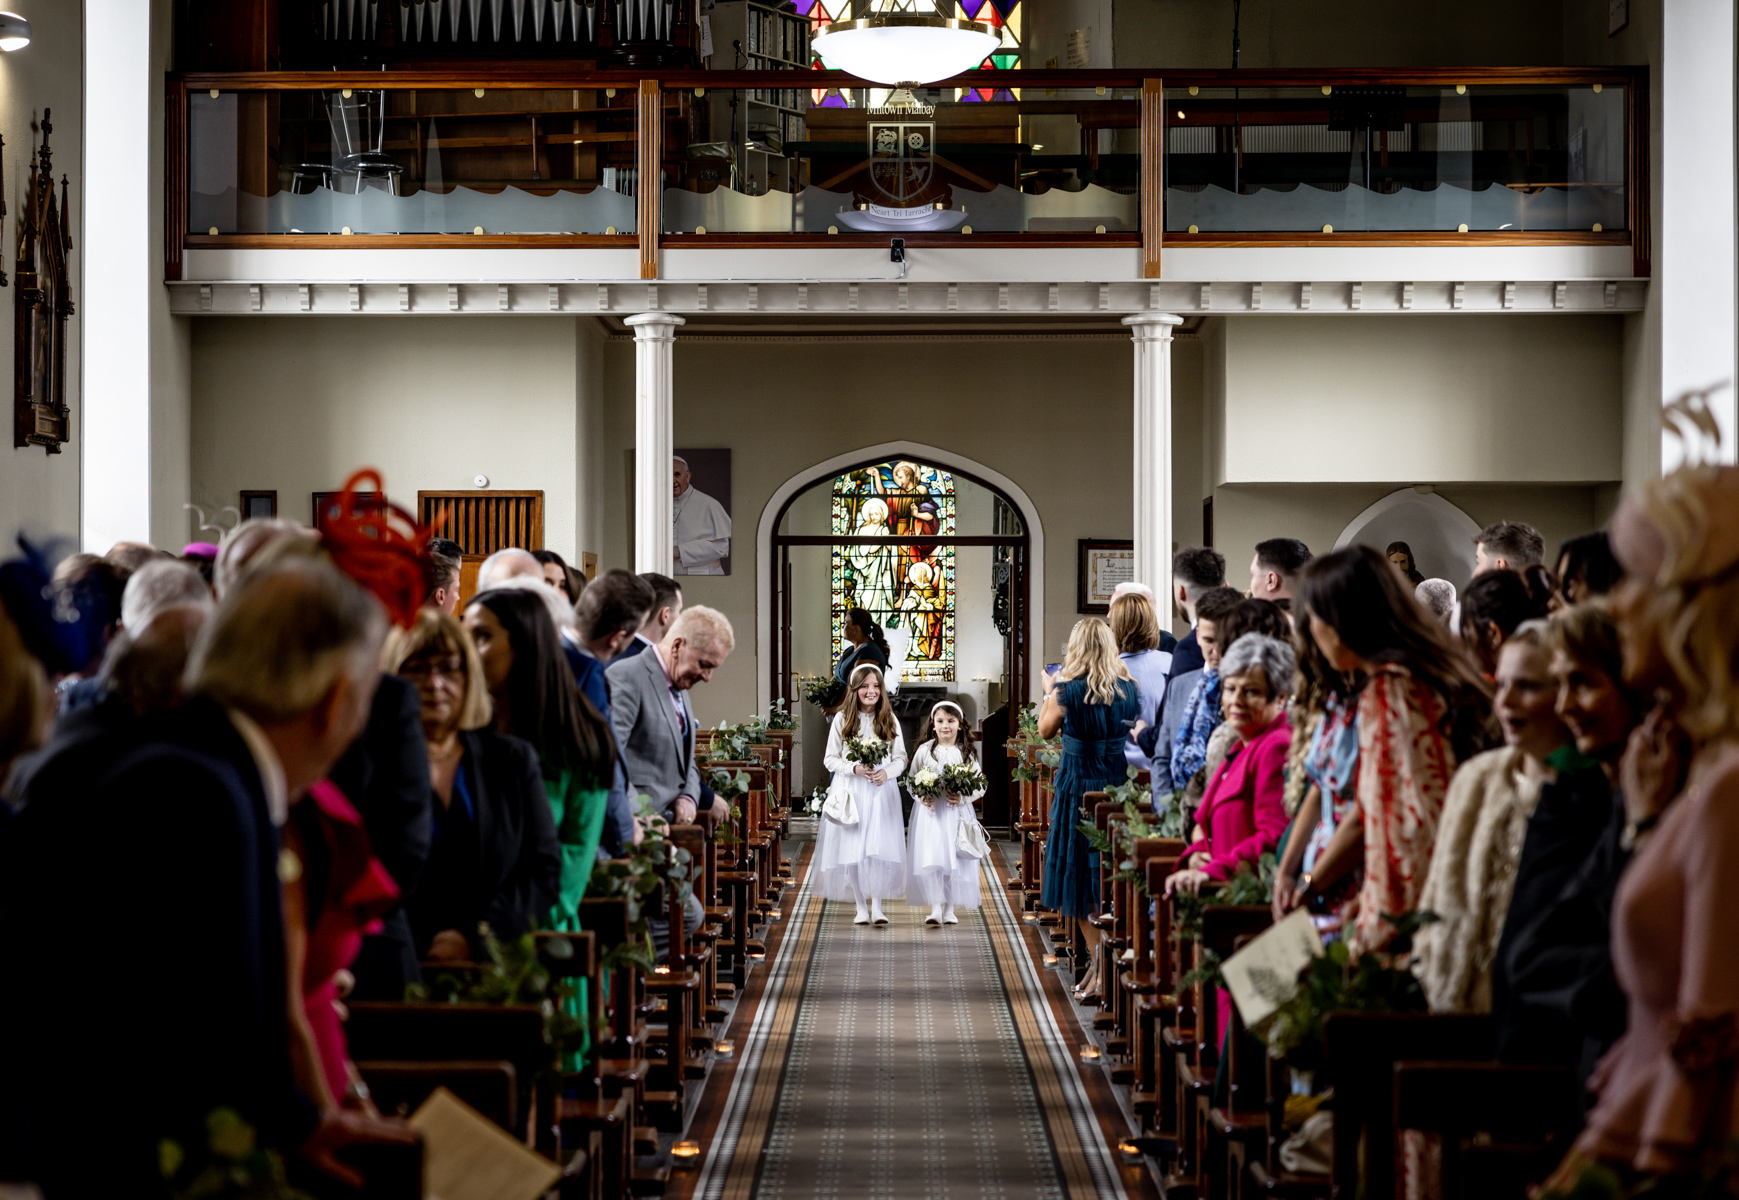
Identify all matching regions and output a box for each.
[831,460,956,683]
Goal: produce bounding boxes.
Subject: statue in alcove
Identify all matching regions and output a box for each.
[13,109,74,453]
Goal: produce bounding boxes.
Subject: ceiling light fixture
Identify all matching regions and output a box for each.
[813,2,998,101]
[0,13,30,51]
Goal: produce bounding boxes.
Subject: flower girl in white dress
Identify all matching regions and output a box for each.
[814,663,908,925]
[906,701,986,926]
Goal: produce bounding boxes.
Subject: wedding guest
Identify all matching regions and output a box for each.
[1170,588,1248,788]
[391,609,560,962]
[475,547,542,592]
[1272,616,1365,924]
[1491,602,1643,1079]
[1386,541,1426,585]
[533,548,586,602]
[1112,589,1172,777]
[834,606,892,686]
[1473,520,1545,576]
[1038,618,1140,1003]
[1298,545,1493,954]
[1553,530,1623,608]
[424,537,463,614]
[1416,578,1457,626]
[905,700,984,926]
[570,569,655,858]
[1219,597,1290,648]
[3,553,417,1193]
[1411,622,1572,1013]
[1249,537,1312,604]
[816,662,909,925]
[1459,567,1553,677]
[465,588,615,930]
[52,558,130,715]
[1543,464,1739,1188]
[121,559,212,631]
[104,541,168,573]
[179,542,218,590]
[215,517,314,597]
[1169,546,1228,679]
[1137,585,1243,797]
[615,573,681,661]
[1164,633,1295,897]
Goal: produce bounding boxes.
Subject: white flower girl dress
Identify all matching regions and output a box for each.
[813,710,908,922]
[905,740,986,923]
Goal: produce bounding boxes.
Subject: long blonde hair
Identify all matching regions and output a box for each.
[386,608,494,731]
[838,662,900,743]
[1060,617,1132,705]
[1634,465,1739,745]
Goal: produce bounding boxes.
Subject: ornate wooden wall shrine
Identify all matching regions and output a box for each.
[13,109,74,453]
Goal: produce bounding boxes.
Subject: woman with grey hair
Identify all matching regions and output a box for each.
[1164,633,1297,899]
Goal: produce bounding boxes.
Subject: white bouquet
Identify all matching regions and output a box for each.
[908,766,945,805]
[844,734,888,767]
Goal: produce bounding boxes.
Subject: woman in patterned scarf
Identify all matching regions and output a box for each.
[1296,545,1494,955]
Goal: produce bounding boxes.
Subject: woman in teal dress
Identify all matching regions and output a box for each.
[1039,617,1141,1003]
[465,587,616,1068]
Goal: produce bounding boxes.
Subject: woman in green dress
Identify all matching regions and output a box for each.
[463,587,616,930]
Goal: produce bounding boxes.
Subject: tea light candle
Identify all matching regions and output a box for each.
[1042,953,1059,967]
[654,964,671,976]
[1117,1139,1143,1162]
[671,1141,701,1166]
[1079,1044,1102,1063]
[1022,912,1038,924]
[714,1039,736,1058]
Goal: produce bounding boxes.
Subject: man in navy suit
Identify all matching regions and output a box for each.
[569,569,655,857]
[1,551,417,1195]
[614,572,681,662]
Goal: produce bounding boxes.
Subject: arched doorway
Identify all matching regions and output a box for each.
[757,444,1042,826]
[1335,488,1482,590]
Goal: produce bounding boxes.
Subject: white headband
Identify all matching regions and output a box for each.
[930,700,964,718]
[848,662,884,685]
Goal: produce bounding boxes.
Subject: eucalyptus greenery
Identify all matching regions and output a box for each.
[1260,912,1437,1071]
[763,697,796,731]
[1017,702,1040,737]
[800,673,845,709]
[705,767,750,848]
[582,794,693,971]
[160,1109,309,1200]
[404,924,590,1071]
[1171,852,1278,940]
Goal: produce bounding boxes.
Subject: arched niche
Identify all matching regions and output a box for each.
[1334,489,1481,590]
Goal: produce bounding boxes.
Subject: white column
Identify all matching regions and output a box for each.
[627,312,684,573]
[82,0,154,550]
[1660,0,1737,469]
[1125,312,1184,606]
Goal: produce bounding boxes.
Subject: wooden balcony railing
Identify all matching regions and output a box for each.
[168,65,1649,282]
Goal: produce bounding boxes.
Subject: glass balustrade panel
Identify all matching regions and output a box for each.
[189,86,638,234]
[1164,84,1626,234]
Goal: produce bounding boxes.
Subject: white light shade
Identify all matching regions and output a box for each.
[0,12,29,51]
[812,16,998,85]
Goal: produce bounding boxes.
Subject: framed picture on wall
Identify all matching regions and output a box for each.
[1077,539,1134,614]
[241,490,278,520]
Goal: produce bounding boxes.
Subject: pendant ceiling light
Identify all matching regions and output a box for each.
[812,5,998,87]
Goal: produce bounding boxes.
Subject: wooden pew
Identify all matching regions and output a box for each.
[1200,907,1275,1200]
[1126,838,1184,1127]
[1392,1061,1580,1200]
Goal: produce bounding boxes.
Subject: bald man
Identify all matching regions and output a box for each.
[672,456,732,576]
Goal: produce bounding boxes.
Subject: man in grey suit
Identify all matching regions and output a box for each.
[606,604,734,960]
[606,604,734,828]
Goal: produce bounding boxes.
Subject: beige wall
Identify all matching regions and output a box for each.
[189,316,590,557]
[1212,481,1612,593]
[1219,315,1625,485]
[0,3,84,541]
[600,334,1139,727]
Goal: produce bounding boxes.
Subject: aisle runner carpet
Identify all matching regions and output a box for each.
[694,856,1126,1200]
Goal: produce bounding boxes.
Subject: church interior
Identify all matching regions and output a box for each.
[2,0,1737,1198]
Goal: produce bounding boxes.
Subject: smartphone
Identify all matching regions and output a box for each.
[1044,663,1062,679]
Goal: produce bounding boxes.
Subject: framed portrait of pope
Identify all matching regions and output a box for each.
[673,448,733,575]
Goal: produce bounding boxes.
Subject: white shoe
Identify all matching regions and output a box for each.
[942,907,958,925]
[925,907,943,926]
[870,903,889,925]
[854,907,871,925]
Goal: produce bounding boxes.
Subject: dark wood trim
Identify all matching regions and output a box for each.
[1161,230,1632,248]
[170,66,1649,91]
[637,79,660,280]
[1627,70,1651,278]
[1077,538,1134,615]
[166,79,189,281]
[240,489,278,518]
[1140,78,1163,280]
[182,233,639,248]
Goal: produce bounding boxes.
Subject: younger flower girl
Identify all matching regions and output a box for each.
[907,700,986,926]
[815,663,908,925]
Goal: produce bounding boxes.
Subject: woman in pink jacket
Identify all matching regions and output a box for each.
[1166,633,1296,898]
